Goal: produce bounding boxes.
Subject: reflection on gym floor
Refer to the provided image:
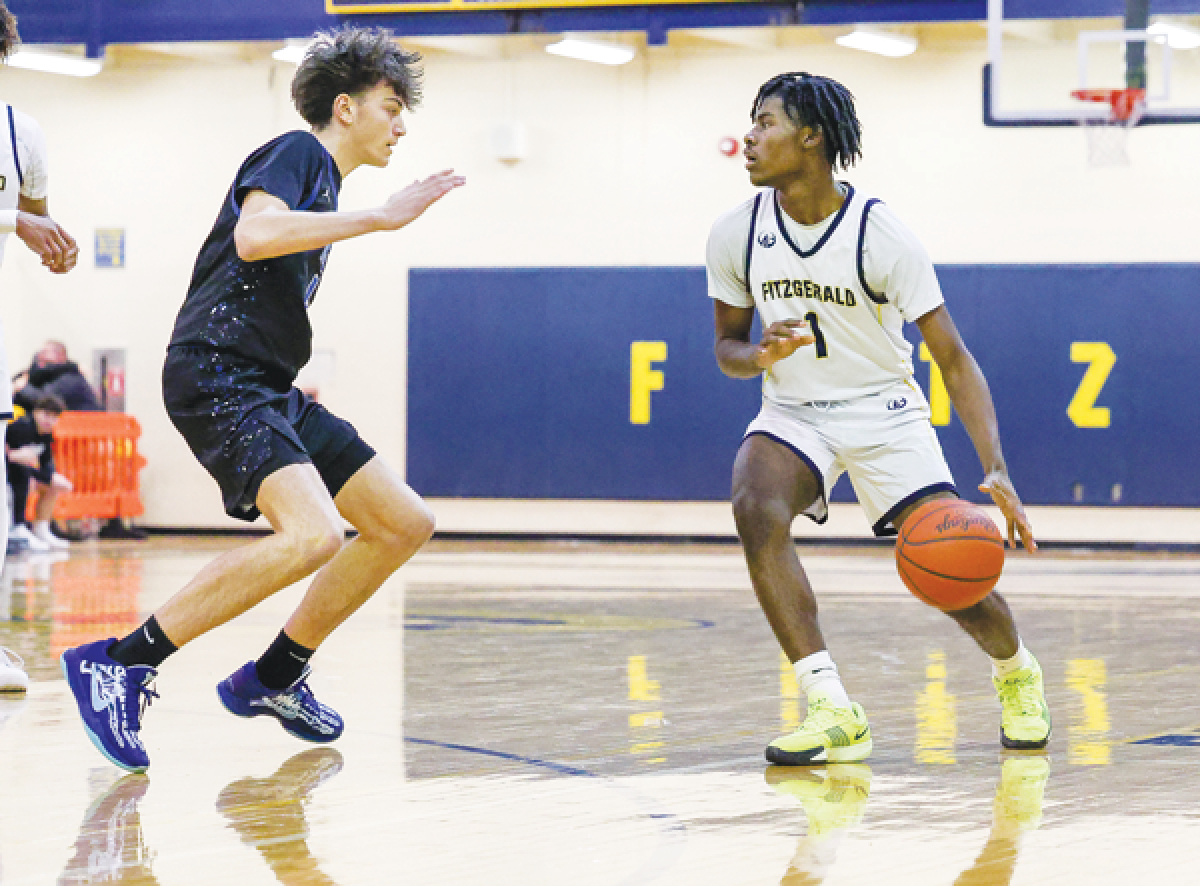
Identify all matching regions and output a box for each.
[2,539,1200,884]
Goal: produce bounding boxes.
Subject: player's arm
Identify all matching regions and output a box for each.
[708,203,815,379]
[714,302,815,378]
[917,305,1036,551]
[12,194,77,274]
[234,170,465,262]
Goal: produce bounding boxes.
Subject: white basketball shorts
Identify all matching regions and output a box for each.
[743,381,956,537]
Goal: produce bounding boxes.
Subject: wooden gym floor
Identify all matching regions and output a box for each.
[1,531,1199,884]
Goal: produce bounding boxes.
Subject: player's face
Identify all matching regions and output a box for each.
[744,95,808,188]
[351,81,408,168]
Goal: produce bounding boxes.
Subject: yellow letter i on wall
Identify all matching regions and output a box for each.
[630,341,667,424]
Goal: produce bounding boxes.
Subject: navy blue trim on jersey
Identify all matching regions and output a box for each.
[296,152,337,211]
[743,192,763,294]
[857,198,888,305]
[7,106,23,188]
[742,430,830,526]
[872,481,958,537]
[0,411,12,421]
[773,183,855,260]
[228,136,338,219]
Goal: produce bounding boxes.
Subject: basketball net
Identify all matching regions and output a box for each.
[1071,88,1146,168]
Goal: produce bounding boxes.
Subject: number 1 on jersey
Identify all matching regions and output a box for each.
[804,312,829,359]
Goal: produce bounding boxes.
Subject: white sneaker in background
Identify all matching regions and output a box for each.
[0,693,28,735]
[10,525,49,553]
[0,647,30,692]
[32,522,69,550]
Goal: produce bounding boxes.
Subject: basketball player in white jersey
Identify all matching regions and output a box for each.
[707,72,1048,764]
[0,0,79,701]
[0,5,77,280]
[0,1,78,499]
[0,1,77,696]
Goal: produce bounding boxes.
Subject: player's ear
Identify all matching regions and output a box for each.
[332,93,355,127]
[800,125,822,149]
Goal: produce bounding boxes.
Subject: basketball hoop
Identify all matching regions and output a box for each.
[1070,88,1146,167]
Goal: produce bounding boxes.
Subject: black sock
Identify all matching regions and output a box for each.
[109,616,178,669]
[255,630,314,691]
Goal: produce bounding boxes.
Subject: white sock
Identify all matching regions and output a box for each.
[33,521,52,539]
[991,640,1034,679]
[794,650,852,709]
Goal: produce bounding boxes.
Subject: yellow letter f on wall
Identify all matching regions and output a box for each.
[630,341,667,425]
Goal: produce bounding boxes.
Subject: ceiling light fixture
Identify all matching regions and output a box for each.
[545,36,635,66]
[835,28,917,58]
[8,49,102,77]
[1147,22,1200,51]
[273,41,313,65]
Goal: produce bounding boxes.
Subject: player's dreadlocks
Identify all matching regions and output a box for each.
[0,2,20,62]
[752,72,862,171]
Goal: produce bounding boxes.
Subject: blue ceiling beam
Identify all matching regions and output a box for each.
[9,0,1200,50]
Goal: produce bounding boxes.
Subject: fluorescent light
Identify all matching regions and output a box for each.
[8,49,101,77]
[273,41,313,65]
[545,37,634,66]
[1148,22,1200,51]
[835,28,917,58]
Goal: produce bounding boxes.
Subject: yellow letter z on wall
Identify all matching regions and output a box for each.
[1067,342,1117,429]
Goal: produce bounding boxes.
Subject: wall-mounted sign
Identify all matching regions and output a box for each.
[94,228,125,269]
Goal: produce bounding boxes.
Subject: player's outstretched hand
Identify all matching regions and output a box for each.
[17,212,78,274]
[979,471,1037,552]
[755,319,816,369]
[378,170,466,231]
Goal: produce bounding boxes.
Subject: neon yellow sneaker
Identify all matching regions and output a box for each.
[993,756,1050,835]
[994,654,1052,749]
[766,764,873,839]
[766,695,872,765]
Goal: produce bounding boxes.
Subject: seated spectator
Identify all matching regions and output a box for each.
[6,394,72,551]
[10,343,145,542]
[12,340,100,413]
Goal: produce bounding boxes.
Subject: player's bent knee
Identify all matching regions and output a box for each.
[288,523,345,573]
[732,489,792,549]
[359,501,436,558]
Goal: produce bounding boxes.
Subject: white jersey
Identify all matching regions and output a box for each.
[0,105,49,418]
[706,184,944,407]
[0,104,49,262]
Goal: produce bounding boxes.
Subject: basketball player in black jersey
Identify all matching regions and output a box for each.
[62,27,464,772]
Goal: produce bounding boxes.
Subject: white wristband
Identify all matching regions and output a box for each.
[0,209,16,234]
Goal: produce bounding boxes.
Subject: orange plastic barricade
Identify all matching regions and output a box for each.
[46,412,147,520]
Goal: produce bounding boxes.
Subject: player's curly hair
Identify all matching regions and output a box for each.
[0,3,20,63]
[291,26,422,128]
[752,72,862,171]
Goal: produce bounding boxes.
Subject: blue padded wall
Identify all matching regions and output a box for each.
[407,265,1200,506]
[407,268,753,500]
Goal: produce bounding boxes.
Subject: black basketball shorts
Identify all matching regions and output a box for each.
[163,346,376,521]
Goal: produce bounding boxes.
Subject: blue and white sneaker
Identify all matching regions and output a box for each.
[61,639,158,773]
[217,663,343,743]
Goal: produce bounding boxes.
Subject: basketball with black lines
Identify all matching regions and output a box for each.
[895,499,1005,612]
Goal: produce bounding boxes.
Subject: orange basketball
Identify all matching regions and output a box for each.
[895,499,1005,612]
